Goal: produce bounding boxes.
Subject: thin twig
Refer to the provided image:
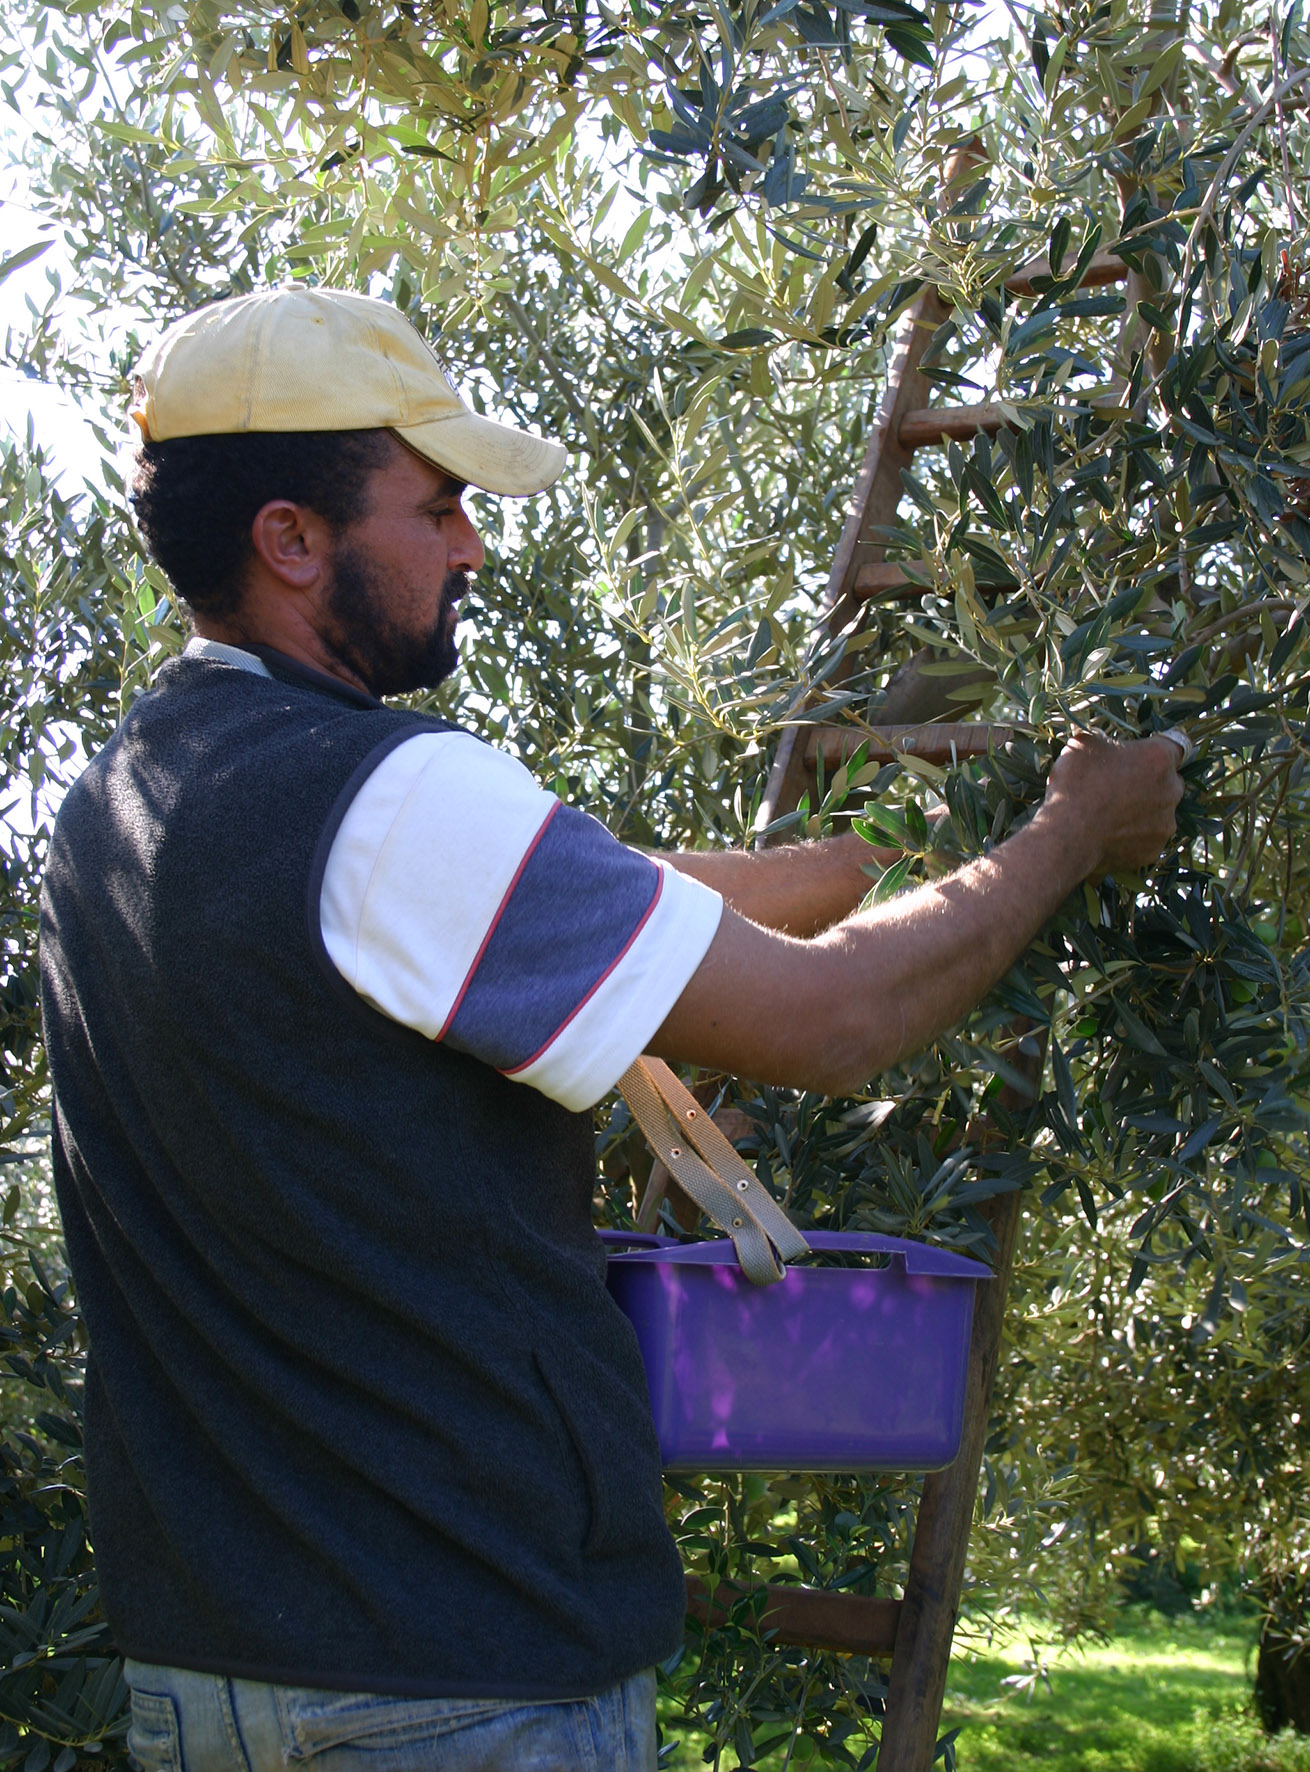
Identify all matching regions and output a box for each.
[90,41,195,304]
[1179,63,1310,327]
[1271,3,1302,230]
[1182,40,1251,100]
[1188,598,1297,645]
[502,291,591,430]
[780,1668,819,1772]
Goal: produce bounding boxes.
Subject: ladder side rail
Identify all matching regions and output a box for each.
[661,150,1092,1760]
[758,139,988,836]
[755,285,948,840]
[877,1028,1047,1772]
[823,283,951,619]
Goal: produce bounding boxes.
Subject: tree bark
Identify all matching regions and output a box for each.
[1256,1610,1310,1735]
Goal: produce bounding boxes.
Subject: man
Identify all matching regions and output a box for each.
[39,286,1184,1772]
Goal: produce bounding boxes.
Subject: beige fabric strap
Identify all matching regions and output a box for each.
[617,1057,810,1286]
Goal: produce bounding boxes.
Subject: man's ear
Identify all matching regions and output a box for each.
[249,500,333,591]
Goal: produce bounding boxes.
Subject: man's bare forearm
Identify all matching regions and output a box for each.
[653,803,1095,1094]
[651,735,1185,1096]
[807,805,1096,1088]
[662,832,899,938]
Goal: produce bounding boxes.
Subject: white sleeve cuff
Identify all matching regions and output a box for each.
[506,860,723,1111]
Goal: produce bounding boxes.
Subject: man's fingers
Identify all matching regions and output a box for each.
[1069,728,1190,779]
[1046,729,1189,878]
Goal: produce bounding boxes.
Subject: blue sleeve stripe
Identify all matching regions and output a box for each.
[440,804,663,1074]
[501,868,664,1078]
[436,800,561,1043]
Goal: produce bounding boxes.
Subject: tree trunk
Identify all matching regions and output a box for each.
[1256,1612,1310,1735]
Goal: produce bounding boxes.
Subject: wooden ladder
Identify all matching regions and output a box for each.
[649,228,1131,1768]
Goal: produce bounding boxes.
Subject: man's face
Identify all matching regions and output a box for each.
[320,438,486,698]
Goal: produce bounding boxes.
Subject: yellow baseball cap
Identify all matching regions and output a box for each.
[129,285,567,497]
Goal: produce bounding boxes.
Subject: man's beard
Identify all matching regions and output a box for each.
[323,544,468,697]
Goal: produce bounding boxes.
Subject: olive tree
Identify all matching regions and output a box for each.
[1,0,1308,1764]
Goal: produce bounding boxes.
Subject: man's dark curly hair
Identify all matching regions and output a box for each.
[129,429,393,619]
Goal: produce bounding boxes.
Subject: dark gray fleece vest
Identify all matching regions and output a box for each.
[38,652,682,1698]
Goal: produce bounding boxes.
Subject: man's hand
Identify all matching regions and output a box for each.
[650,733,1187,1095]
[1033,731,1186,882]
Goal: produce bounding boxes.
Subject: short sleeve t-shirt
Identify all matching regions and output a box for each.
[186,639,722,1111]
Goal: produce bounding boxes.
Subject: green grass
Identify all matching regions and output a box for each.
[659,1607,1310,1771]
[942,1607,1299,1772]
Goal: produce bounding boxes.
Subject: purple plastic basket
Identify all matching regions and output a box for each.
[602,1231,990,1472]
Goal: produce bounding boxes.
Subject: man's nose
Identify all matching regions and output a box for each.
[451,510,485,574]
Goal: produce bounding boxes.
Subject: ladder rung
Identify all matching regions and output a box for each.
[851,562,1018,601]
[899,404,1007,447]
[686,1574,901,1657]
[1005,249,1128,295]
[852,562,931,599]
[806,723,1014,768]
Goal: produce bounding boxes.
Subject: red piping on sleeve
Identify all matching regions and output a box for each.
[434,800,561,1043]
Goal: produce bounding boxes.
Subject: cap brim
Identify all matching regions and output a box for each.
[395,410,567,496]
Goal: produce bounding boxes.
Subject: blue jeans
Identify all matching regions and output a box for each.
[123,1659,658,1772]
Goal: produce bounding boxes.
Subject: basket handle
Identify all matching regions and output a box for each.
[616,1057,810,1286]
